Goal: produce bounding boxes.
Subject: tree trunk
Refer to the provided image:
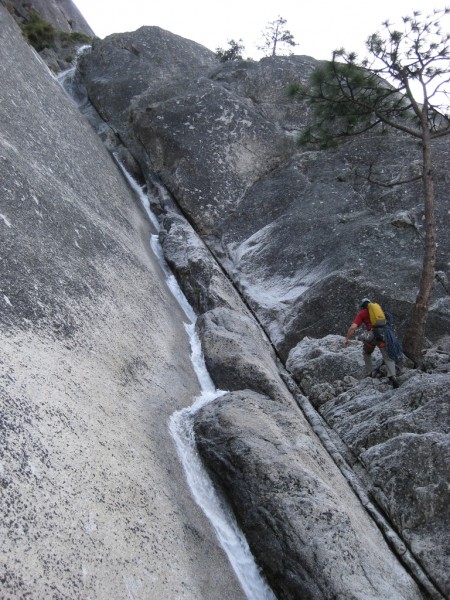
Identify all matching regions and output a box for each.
[402,116,436,366]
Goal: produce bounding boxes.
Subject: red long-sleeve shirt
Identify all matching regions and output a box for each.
[353,308,373,330]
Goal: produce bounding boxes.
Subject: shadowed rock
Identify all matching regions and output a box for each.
[77,28,450,356]
[5,0,95,35]
[4,0,95,72]
[160,213,244,315]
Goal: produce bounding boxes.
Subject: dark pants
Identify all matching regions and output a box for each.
[363,330,396,378]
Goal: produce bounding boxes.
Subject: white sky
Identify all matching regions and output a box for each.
[72,0,449,61]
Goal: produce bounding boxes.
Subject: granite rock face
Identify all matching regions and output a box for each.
[75,25,450,598]
[77,27,450,358]
[77,26,218,129]
[4,11,449,599]
[3,0,95,35]
[0,8,245,599]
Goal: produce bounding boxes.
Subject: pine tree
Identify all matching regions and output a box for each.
[258,16,297,57]
[289,8,450,365]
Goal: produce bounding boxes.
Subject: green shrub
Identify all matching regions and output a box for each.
[21,10,56,51]
[21,10,93,53]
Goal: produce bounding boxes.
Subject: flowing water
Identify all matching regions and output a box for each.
[57,62,275,596]
[117,162,276,599]
[56,45,91,105]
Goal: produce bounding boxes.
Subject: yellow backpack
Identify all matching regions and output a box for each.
[367,302,387,327]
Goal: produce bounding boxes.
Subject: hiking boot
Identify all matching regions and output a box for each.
[390,377,400,389]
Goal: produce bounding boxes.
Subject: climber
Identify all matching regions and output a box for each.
[343,298,399,388]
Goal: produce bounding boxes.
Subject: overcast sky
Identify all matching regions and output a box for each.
[72,0,449,61]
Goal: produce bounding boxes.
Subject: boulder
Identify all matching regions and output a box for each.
[286,334,365,399]
[195,307,291,404]
[159,212,244,315]
[193,390,423,600]
[77,26,219,129]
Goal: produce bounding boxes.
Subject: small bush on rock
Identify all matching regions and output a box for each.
[21,11,92,54]
[21,11,56,51]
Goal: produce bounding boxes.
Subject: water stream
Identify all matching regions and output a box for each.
[57,58,275,596]
[117,164,276,600]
